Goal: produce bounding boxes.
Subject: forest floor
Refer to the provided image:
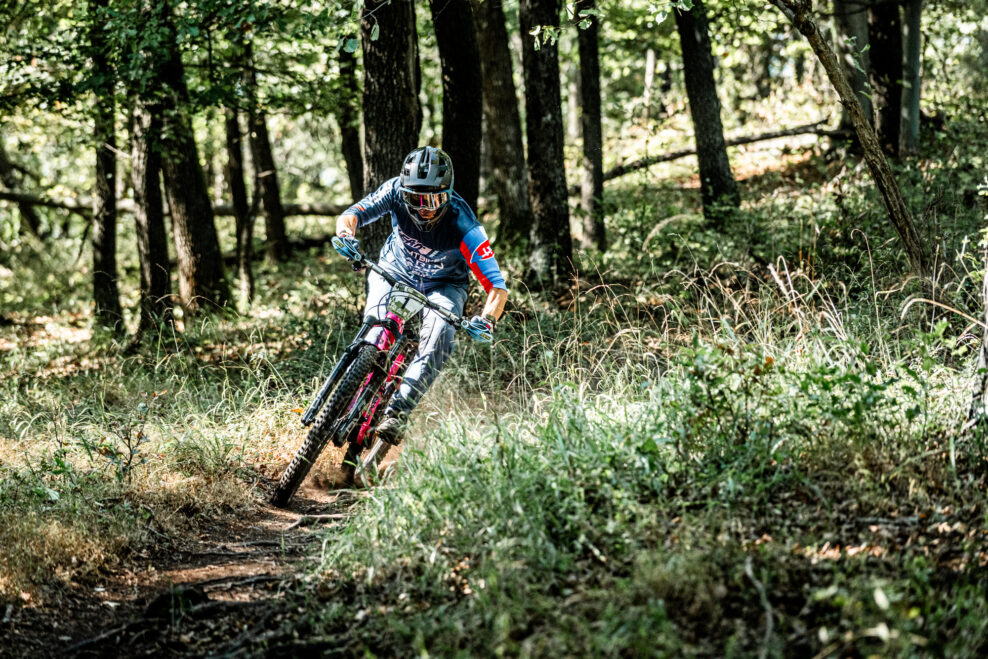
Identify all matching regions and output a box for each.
[2,479,360,658]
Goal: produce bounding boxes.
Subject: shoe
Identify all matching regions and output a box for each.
[355,439,393,488]
[375,412,407,446]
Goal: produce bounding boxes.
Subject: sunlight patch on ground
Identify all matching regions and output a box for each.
[0,315,91,353]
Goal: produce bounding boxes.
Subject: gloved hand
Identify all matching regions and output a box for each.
[464,315,494,343]
[332,233,361,262]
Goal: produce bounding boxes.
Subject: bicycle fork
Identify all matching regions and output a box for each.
[301,322,373,426]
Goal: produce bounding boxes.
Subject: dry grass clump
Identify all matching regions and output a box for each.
[0,509,133,602]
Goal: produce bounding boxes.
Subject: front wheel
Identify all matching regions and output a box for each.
[270,343,378,507]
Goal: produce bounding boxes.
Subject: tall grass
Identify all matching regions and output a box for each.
[0,244,358,600]
[306,252,988,656]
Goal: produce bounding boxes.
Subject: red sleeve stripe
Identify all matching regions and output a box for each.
[460,242,493,293]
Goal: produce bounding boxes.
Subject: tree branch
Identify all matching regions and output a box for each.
[0,190,346,219]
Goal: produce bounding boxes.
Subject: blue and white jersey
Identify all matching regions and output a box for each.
[344,177,507,293]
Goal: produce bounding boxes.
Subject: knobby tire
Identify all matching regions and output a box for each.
[270,343,378,507]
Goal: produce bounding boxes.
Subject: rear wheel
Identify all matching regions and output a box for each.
[270,344,378,507]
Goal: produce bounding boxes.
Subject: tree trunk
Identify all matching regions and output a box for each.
[643,48,656,124]
[225,107,254,306]
[577,0,606,252]
[431,0,483,212]
[769,0,931,278]
[90,0,123,333]
[361,0,421,260]
[833,0,873,130]
[242,43,287,263]
[868,0,903,157]
[156,1,229,311]
[249,110,287,263]
[130,104,173,333]
[967,206,988,440]
[901,0,923,153]
[674,0,740,223]
[753,35,774,99]
[519,0,573,285]
[470,0,531,248]
[0,139,42,237]
[969,275,988,425]
[567,58,580,145]
[337,40,364,202]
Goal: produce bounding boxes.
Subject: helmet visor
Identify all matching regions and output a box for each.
[400,188,449,212]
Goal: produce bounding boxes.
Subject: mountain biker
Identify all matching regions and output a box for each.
[334,146,508,448]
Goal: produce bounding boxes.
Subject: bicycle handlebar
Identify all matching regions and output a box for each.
[332,236,488,338]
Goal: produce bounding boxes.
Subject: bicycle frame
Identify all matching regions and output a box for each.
[302,241,483,442]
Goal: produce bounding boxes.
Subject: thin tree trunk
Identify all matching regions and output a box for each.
[519,0,573,285]
[431,0,483,211]
[868,0,903,157]
[225,108,254,306]
[156,0,229,311]
[243,42,287,263]
[337,40,364,202]
[643,48,656,124]
[577,0,606,252]
[90,0,123,333]
[674,0,740,223]
[361,0,421,260]
[567,58,580,145]
[901,0,923,153]
[249,110,286,263]
[768,0,931,278]
[753,35,774,99]
[833,0,873,130]
[0,139,42,237]
[470,0,531,248]
[130,105,173,333]
[967,228,988,437]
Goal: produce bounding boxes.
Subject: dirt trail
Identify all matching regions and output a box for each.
[2,483,358,658]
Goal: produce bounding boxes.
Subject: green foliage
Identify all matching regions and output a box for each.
[305,317,985,654]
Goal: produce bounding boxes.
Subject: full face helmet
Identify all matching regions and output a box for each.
[399,146,454,231]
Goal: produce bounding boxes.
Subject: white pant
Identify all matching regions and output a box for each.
[363,269,467,414]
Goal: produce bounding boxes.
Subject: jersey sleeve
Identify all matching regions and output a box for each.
[343,178,401,229]
[458,225,507,293]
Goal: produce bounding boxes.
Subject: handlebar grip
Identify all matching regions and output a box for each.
[463,317,493,343]
[332,235,362,262]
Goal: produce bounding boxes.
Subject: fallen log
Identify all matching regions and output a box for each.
[0,189,92,215]
[0,191,345,219]
[568,120,849,195]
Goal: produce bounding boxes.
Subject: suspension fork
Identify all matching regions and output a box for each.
[301,321,372,426]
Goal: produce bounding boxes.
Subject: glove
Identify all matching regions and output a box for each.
[332,233,361,262]
[465,315,494,343]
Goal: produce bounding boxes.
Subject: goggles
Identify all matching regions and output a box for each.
[400,188,450,212]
